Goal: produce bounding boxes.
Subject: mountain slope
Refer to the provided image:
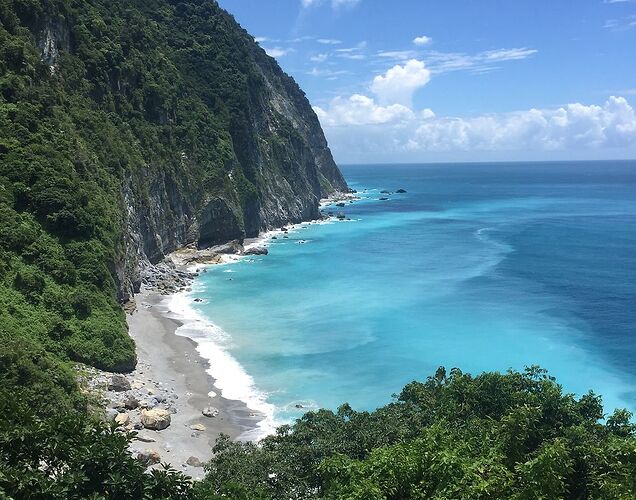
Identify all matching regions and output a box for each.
[0,0,346,374]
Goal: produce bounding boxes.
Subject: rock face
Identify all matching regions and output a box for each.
[20,1,347,306]
[110,2,349,301]
[141,409,171,431]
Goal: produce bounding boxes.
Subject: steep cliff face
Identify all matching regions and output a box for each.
[30,0,347,300]
[0,0,347,371]
[108,1,348,298]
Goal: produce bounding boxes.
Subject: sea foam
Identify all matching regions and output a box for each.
[166,290,279,440]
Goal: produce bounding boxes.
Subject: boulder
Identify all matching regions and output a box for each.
[202,406,219,418]
[396,188,407,193]
[105,408,119,421]
[190,424,206,431]
[137,449,161,465]
[379,197,389,201]
[141,409,171,430]
[115,412,130,427]
[212,239,244,255]
[124,396,139,410]
[336,202,345,207]
[244,246,268,256]
[108,374,131,392]
[380,189,391,194]
[186,456,203,468]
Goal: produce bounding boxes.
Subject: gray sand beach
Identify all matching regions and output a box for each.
[124,290,260,478]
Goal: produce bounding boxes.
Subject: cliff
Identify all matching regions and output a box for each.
[0,0,346,372]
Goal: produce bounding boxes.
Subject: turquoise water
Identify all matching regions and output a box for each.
[187,161,636,430]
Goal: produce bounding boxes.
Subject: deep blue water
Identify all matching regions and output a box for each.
[185,161,636,430]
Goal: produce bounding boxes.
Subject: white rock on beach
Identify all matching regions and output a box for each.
[141,409,171,430]
[202,406,219,418]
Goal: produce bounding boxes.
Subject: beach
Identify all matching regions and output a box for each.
[119,290,260,478]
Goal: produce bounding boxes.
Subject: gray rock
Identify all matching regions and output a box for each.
[244,246,268,256]
[202,406,219,418]
[137,449,161,465]
[186,456,203,467]
[105,408,119,421]
[108,374,131,392]
[124,396,139,410]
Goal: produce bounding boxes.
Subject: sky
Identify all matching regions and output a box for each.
[218,0,636,163]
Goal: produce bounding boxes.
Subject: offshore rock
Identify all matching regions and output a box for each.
[244,246,268,256]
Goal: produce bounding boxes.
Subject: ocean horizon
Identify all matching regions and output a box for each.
[171,160,636,437]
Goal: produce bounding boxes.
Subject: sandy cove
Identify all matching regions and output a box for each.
[84,191,358,477]
[92,290,260,479]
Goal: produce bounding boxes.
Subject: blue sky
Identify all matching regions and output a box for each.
[218,0,636,163]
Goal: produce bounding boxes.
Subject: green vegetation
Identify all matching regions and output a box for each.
[2,367,634,498]
[0,0,317,421]
[0,0,633,497]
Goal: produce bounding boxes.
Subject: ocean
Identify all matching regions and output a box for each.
[171,160,636,437]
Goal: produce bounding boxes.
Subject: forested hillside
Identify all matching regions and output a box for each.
[0,0,345,410]
[0,0,634,498]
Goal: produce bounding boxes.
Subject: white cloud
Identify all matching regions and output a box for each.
[413,35,432,46]
[376,50,419,60]
[331,0,360,7]
[370,59,431,106]
[424,47,537,74]
[301,0,361,9]
[482,48,538,61]
[313,94,415,126]
[603,15,636,30]
[308,67,349,78]
[310,53,329,62]
[317,38,342,45]
[263,47,292,58]
[254,36,269,43]
[315,96,636,160]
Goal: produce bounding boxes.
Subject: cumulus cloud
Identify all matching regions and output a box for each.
[314,94,416,126]
[413,35,432,46]
[315,96,636,160]
[371,59,431,106]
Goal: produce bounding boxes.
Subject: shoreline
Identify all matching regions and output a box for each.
[121,290,259,477]
[90,191,358,476]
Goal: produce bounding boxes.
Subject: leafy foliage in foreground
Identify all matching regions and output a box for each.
[1,366,634,498]
[199,367,636,499]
